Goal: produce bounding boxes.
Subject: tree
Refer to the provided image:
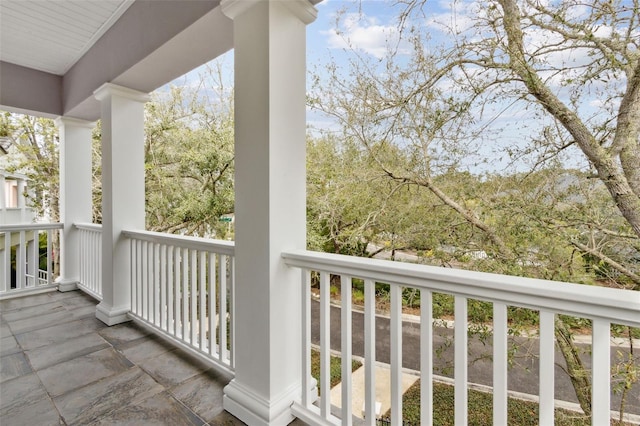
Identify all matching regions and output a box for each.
[396,0,640,244]
[89,63,235,237]
[310,0,639,416]
[308,135,381,255]
[1,114,61,275]
[144,64,234,237]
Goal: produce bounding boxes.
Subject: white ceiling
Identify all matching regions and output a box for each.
[0,0,133,75]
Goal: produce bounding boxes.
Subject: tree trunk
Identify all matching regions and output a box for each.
[555,318,593,416]
[498,0,640,239]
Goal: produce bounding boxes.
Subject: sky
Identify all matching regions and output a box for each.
[164,0,631,175]
[302,0,562,173]
[308,1,409,62]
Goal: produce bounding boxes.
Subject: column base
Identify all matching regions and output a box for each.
[56,278,78,292]
[223,379,300,426]
[95,302,131,326]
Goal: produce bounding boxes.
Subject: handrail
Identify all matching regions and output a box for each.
[282,249,640,327]
[124,228,236,374]
[284,248,640,425]
[122,229,235,256]
[1,223,61,298]
[74,222,102,231]
[0,222,63,232]
[75,223,103,300]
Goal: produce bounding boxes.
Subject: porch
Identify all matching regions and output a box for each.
[1,1,639,425]
[0,289,244,425]
[1,222,639,425]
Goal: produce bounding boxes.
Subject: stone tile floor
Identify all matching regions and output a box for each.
[0,290,306,425]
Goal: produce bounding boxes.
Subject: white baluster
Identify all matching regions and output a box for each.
[455,296,468,425]
[539,310,555,424]
[493,302,508,426]
[154,243,161,326]
[592,319,611,425]
[341,275,352,425]
[167,245,174,332]
[219,254,228,363]
[390,284,402,426]
[421,289,433,426]
[209,253,217,357]
[302,269,312,407]
[182,247,189,342]
[228,256,235,368]
[199,250,206,350]
[319,271,331,419]
[364,279,376,423]
[190,249,198,345]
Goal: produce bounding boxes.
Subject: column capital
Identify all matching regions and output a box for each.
[54,116,96,129]
[94,83,150,104]
[221,0,317,24]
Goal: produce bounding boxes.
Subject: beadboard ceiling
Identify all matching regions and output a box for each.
[0,0,134,75]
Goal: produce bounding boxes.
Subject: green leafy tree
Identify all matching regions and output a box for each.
[144,64,234,237]
[311,0,639,416]
[1,113,60,276]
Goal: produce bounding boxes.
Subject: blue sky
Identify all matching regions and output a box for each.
[164,0,627,174]
[302,0,609,173]
[308,1,408,62]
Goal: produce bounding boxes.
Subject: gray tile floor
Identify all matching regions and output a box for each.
[0,290,306,425]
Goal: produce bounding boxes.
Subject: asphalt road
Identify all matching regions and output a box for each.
[310,299,640,416]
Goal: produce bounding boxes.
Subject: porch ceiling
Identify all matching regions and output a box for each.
[1,0,134,76]
[0,0,232,121]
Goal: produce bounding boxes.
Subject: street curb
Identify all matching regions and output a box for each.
[311,292,640,347]
[320,351,640,425]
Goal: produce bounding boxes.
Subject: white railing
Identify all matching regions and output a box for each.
[37,269,48,284]
[75,223,103,300]
[0,223,62,298]
[282,249,640,426]
[0,207,35,225]
[123,229,235,375]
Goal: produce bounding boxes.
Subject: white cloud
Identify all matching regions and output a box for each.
[322,13,409,59]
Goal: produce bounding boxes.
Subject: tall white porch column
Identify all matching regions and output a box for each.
[221,1,317,425]
[16,178,26,221]
[94,84,149,326]
[0,174,5,287]
[55,117,94,292]
[0,173,6,224]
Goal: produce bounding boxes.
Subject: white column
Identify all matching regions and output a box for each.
[55,117,94,292]
[1,172,7,287]
[221,1,316,425]
[26,238,37,286]
[16,178,26,221]
[94,83,149,326]
[0,173,6,224]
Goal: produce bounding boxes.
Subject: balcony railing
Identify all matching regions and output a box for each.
[123,229,236,376]
[76,223,103,300]
[0,223,61,298]
[282,249,640,426]
[0,207,36,225]
[3,222,639,425]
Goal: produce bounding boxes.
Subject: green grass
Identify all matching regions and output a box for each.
[308,351,632,425]
[383,379,630,426]
[310,349,362,395]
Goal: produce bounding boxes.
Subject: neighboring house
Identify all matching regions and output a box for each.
[0,136,10,155]
[0,170,35,225]
[0,170,40,289]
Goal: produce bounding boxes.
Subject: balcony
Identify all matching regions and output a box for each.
[0,172,36,226]
[1,290,239,425]
[1,1,639,424]
[2,222,639,425]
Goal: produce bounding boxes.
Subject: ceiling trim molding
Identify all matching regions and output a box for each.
[62,0,136,74]
[94,83,150,103]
